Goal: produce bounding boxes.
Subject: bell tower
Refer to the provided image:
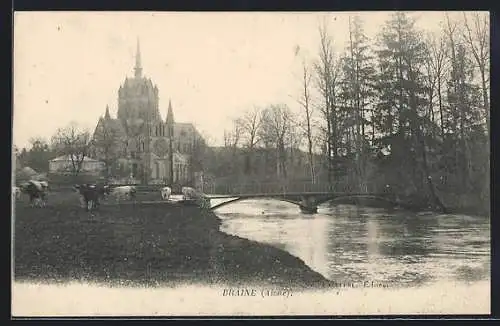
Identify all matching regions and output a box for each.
[117,39,160,126]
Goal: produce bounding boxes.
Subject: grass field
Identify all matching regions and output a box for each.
[13,193,331,288]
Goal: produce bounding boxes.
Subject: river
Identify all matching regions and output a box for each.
[214,198,490,289]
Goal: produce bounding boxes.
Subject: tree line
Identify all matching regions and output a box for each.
[204,12,489,213]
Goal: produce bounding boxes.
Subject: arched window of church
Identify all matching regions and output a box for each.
[155,125,158,137]
[163,125,165,136]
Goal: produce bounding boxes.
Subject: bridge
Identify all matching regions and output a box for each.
[205,191,403,214]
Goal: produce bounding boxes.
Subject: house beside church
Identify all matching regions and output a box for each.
[49,155,105,176]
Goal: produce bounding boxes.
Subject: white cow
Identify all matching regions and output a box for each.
[160,186,172,200]
[19,180,48,207]
[109,185,137,202]
[181,186,198,200]
[28,180,49,195]
[181,186,210,208]
[13,186,21,200]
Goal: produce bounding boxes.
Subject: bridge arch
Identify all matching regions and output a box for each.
[314,194,399,207]
[210,196,301,210]
[210,193,403,211]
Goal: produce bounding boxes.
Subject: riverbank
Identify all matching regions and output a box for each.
[329,193,490,218]
[439,193,490,218]
[13,202,331,289]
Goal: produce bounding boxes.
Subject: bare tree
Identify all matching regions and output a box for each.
[51,122,92,177]
[443,13,461,142]
[425,29,449,138]
[444,13,479,191]
[237,107,262,174]
[260,104,293,179]
[296,58,316,183]
[462,12,490,135]
[223,119,243,149]
[287,115,303,174]
[238,107,262,150]
[314,19,341,183]
[222,119,243,177]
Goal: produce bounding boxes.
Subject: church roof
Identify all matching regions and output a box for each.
[173,122,202,140]
[123,76,155,87]
[95,115,198,140]
[95,117,126,137]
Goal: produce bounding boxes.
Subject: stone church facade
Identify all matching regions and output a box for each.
[91,40,204,185]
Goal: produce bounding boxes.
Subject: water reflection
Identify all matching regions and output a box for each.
[215,199,490,287]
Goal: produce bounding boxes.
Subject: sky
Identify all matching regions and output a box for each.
[13,11,484,149]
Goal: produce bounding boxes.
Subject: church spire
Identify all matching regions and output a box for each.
[166,99,174,124]
[166,99,175,137]
[105,105,111,119]
[134,37,142,78]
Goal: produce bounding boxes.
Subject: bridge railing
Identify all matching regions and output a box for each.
[206,180,379,195]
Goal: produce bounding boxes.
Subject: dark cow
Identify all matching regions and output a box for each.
[74,183,111,211]
[19,180,48,207]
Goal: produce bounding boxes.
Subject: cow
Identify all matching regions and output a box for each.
[19,180,48,207]
[160,186,172,200]
[181,186,198,200]
[74,183,111,211]
[13,186,21,200]
[109,185,137,202]
[181,186,211,209]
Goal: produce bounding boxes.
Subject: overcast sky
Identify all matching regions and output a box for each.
[13,11,483,149]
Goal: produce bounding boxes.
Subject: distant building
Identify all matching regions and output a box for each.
[49,155,105,176]
[91,39,204,185]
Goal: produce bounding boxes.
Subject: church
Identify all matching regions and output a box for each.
[91,39,204,185]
